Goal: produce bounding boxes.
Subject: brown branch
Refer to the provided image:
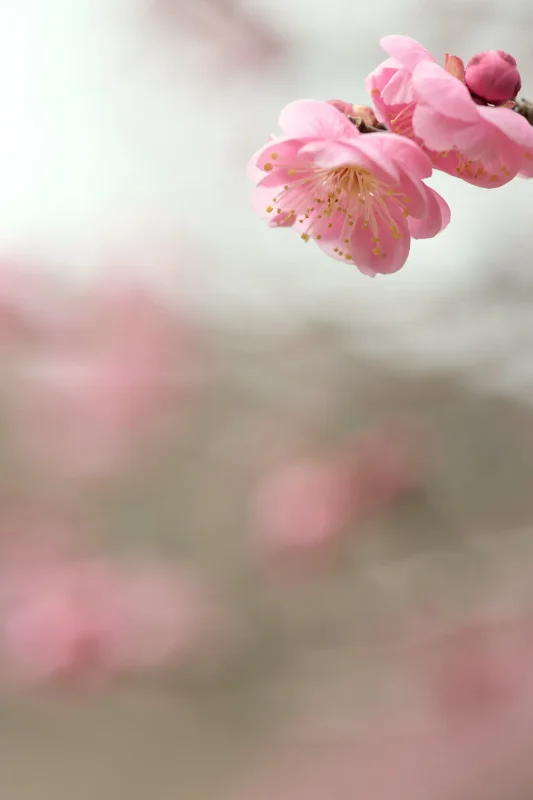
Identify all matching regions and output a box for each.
[514,97,533,125]
[347,116,389,134]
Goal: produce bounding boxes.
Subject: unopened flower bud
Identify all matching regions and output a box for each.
[465,50,522,105]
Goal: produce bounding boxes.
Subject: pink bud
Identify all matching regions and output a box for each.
[465,50,522,105]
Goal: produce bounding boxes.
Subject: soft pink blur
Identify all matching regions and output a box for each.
[253,423,428,568]
[236,616,533,799]
[5,274,198,479]
[0,527,225,687]
[0,261,69,348]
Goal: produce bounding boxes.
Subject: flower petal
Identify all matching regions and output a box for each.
[519,151,533,178]
[278,99,357,140]
[407,186,450,239]
[381,68,417,106]
[431,150,517,188]
[365,132,433,179]
[477,105,533,149]
[317,215,411,276]
[412,62,480,123]
[380,35,435,72]
[301,138,400,185]
[252,170,313,225]
[253,137,313,173]
[365,62,401,122]
[412,104,480,152]
[395,171,429,219]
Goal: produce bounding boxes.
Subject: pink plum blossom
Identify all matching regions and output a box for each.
[366,35,533,186]
[249,99,450,276]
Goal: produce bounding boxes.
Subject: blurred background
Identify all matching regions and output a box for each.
[1,1,533,798]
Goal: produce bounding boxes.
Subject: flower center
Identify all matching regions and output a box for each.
[265,159,408,260]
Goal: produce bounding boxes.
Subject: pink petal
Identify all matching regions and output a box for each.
[365,60,402,122]
[252,171,311,226]
[381,68,417,107]
[303,138,400,185]
[431,150,517,188]
[412,104,479,152]
[412,62,480,123]
[380,35,436,72]
[253,137,313,173]
[365,133,433,179]
[519,151,533,177]
[278,99,357,141]
[477,105,533,149]
[395,171,429,219]
[246,137,280,180]
[317,215,411,276]
[407,186,450,239]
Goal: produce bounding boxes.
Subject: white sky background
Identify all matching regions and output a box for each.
[0,0,532,392]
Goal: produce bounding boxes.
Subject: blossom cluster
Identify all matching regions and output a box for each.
[248,35,533,276]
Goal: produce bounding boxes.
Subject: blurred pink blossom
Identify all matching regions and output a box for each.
[0,532,225,687]
[413,617,533,721]
[237,616,533,799]
[366,34,533,186]
[254,424,427,567]
[6,276,198,478]
[253,457,356,568]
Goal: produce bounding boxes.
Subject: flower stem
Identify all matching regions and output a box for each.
[348,116,389,134]
[514,97,533,125]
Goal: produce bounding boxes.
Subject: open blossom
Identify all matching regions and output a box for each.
[249,99,450,276]
[366,35,533,186]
